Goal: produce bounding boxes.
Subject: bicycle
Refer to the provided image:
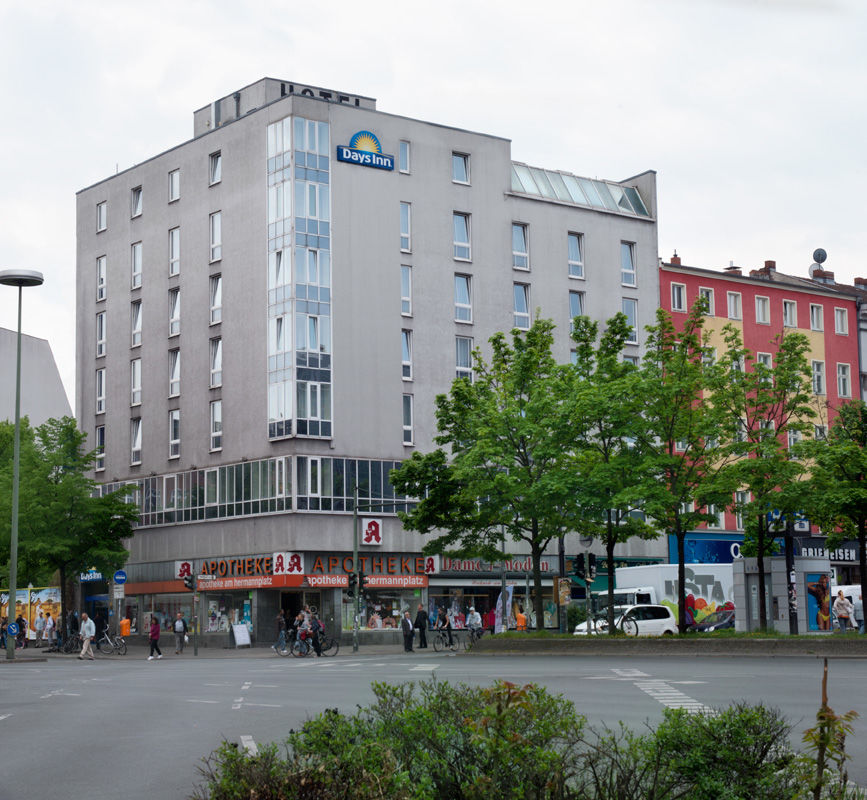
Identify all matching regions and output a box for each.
[432,628,459,652]
[97,627,128,655]
[62,633,82,654]
[319,632,339,657]
[462,627,485,651]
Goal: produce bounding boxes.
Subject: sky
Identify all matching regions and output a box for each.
[1,0,864,412]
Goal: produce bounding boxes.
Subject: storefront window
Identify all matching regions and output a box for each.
[341,589,419,630]
[200,593,251,633]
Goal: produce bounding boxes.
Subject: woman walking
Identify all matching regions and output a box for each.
[834,590,854,633]
[147,616,163,660]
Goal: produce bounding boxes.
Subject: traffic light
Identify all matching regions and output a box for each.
[358,571,367,589]
[587,553,597,581]
[183,573,196,591]
[347,571,357,592]
[573,553,585,580]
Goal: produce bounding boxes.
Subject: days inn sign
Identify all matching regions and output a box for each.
[337,130,394,171]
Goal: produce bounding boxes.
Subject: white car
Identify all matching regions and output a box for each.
[573,604,678,637]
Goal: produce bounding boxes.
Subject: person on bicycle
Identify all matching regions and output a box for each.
[466,606,483,640]
[273,609,287,652]
[435,607,453,646]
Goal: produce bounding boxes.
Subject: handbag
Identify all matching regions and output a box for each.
[184,634,189,643]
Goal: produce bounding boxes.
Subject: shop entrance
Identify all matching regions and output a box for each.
[280,590,321,621]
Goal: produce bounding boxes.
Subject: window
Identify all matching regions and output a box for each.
[168,227,180,276]
[400,202,411,252]
[623,354,639,367]
[569,290,584,319]
[567,233,584,279]
[96,256,106,301]
[131,186,142,218]
[734,490,749,530]
[699,287,715,315]
[210,400,222,450]
[168,288,180,336]
[452,152,469,184]
[622,298,638,344]
[131,242,142,288]
[130,300,142,347]
[783,300,797,328]
[399,141,410,174]
[169,409,180,458]
[456,336,473,381]
[401,330,412,379]
[96,312,106,357]
[620,242,636,286]
[757,352,772,369]
[210,275,222,324]
[706,504,723,529]
[513,283,530,329]
[95,425,105,472]
[169,349,180,397]
[209,151,222,185]
[401,265,412,316]
[814,425,827,441]
[209,212,222,261]
[402,395,414,445]
[735,418,748,443]
[454,274,472,322]
[755,296,770,324]
[788,429,802,450]
[453,212,471,260]
[812,361,825,395]
[210,337,222,387]
[810,304,824,331]
[96,201,107,232]
[96,368,106,414]
[731,354,745,373]
[512,223,529,269]
[671,283,686,312]
[130,418,142,465]
[727,291,742,320]
[130,358,142,405]
[835,307,848,335]
[837,363,851,398]
[168,169,180,202]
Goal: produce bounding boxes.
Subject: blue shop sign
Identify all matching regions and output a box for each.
[336,130,394,171]
[80,569,104,582]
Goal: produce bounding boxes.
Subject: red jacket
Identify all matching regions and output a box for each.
[149,622,160,641]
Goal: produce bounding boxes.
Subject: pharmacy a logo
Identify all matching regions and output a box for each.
[337,130,394,171]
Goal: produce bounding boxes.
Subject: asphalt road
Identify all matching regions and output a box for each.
[1,650,864,799]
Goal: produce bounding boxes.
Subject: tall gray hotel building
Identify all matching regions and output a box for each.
[76,79,659,639]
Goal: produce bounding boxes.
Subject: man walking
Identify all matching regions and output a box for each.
[401,610,415,652]
[44,612,55,650]
[273,609,287,652]
[173,612,188,654]
[34,612,45,647]
[78,612,95,660]
[414,603,429,648]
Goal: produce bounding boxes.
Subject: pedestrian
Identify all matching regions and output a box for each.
[44,611,55,650]
[16,613,28,649]
[310,614,323,657]
[401,610,415,652]
[273,609,286,652]
[516,605,527,631]
[854,592,864,635]
[414,603,429,648]
[119,615,131,638]
[0,616,7,649]
[34,611,45,648]
[78,612,95,660]
[173,611,188,654]
[147,615,163,660]
[833,590,854,633]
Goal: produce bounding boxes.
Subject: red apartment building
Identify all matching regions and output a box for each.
[659,255,862,584]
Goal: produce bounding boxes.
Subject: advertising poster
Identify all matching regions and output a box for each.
[1,589,29,626]
[494,585,514,633]
[805,573,832,632]
[28,587,62,639]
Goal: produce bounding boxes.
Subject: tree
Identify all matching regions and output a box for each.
[0,417,138,626]
[391,319,580,629]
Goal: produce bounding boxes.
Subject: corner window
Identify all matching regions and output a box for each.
[131,242,142,288]
[513,284,530,329]
[835,307,849,335]
[400,202,411,252]
[130,300,142,347]
[209,212,222,262]
[402,394,414,445]
[727,291,742,320]
[567,233,584,279]
[454,274,472,322]
[456,336,473,381]
[452,152,470,184]
[130,418,142,465]
[210,400,222,450]
[210,275,222,324]
[783,299,797,328]
[810,304,824,331]
[209,151,222,185]
[401,330,413,380]
[512,223,529,270]
[168,227,180,276]
[96,311,106,357]
[401,265,412,316]
[622,298,638,344]
[96,201,107,232]
[399,141,410,174]
[168,409,180,459]
[671,283,686,312]
[96,255,106,301]
[755,296,770,324]
[131,186,143,218]
[453,212,471,260]
[130,358,142,406]
[168,169,180,202]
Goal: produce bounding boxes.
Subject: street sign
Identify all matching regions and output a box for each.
[196,574,216,581]
[7,622,18,636]
[113,570,127,584]
[113,584,125,600]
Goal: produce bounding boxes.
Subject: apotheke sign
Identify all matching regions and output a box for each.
[337,130,394,171]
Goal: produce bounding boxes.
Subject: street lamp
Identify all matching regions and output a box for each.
[1,269,44,660]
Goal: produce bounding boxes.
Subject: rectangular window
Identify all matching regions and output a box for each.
[210,400,222,450]
[569,290,584,319]
[168,287,180,336]
[402,394,414,445]
[814,424,827,441]
[94,425,105,472]
[131,186,142,218]
[706,504,723,529]
[210,275,222,324]
[168,227,180,276]
[699,287,715,315]
[452,152,469,184]
[757,352,772,369]
[810,304,824,331]
[130,358,142,406]
[210,337,222,387]
[96,256,106,301]
[734,490,749,530]
[620,242,636,286]
[671,283,686,312]
[96,311,106,357]
[400,202,411,252]
[456,336,473,381]
[454,274,472,322]
[513,283,530,329]
[783,299,797,328]
[168,409,180,458]
[788,429,802,450]
[567,232,584,279]
[453,212,471,260]
[401,265,412,315]
[727,291,742,320]
[130,418,142,465]
[399,141,410,174]
[812,361,825,395]
[131,300,142,347]
[131,242,142,288]
[512,223,529,269]
[168,169,180,202]
[401,330,412,379]
[622,298,638,344]
[755,296,770,324]
[835,307,848,335]
[209,151,222,185]
[96,201,107,232]
[96,368,106,414]
[209,212,222,261]
[837,363,851,398]
[169,349,180,397]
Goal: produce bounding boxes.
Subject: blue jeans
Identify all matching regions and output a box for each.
[838,617,851,633]
[274,630,286,649]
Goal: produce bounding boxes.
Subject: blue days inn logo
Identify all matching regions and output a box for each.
[336,130,395,170]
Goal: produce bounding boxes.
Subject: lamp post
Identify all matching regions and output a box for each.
[1,269,44,660]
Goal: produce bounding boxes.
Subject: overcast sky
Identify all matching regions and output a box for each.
[1,0,864,411]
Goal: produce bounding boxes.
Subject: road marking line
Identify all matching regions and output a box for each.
[243,702,282,708]
[240,735,258,755]
[186,699,219,704]
[204,682,229,686]
[632,679,714,715]
[0,714,11,721]
[252,684,280,688]
[409,665,437,671]
[613,668,649,678]
[241,682,251,690]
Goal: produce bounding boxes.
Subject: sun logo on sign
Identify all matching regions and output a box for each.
[348,130,382,154]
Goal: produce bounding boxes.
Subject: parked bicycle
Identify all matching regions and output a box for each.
[97,627,128,655]
[432,628,459,652]
[61,633,82,654]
